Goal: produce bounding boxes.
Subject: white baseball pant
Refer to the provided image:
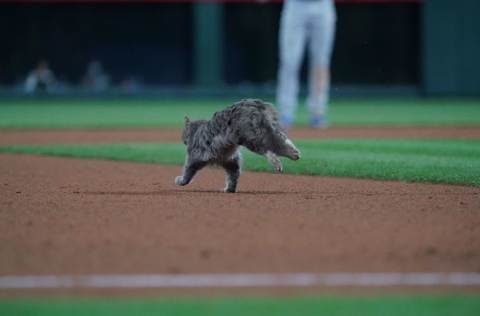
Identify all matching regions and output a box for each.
[277,0,336,123]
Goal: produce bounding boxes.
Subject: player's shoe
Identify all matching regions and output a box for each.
[281,116,294,130]
[311,116,328,129]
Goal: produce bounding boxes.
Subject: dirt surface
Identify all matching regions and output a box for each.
[1,126,479,295]
[1,126,480,145]
[1,153,479,295]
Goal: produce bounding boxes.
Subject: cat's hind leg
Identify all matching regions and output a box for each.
[270,133,301,161]
[265,151,283,172]
[240,138,284,173]
[283,138,301,160]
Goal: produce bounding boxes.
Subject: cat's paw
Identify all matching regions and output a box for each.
[274,162,283,173]
[175,176,185,186]
[223,186,236,193]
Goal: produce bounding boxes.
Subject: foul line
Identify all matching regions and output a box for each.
[1,273,480,289]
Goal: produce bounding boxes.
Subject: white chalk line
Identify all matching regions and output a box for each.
[1,273,480,289]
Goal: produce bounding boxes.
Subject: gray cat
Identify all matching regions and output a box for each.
[175,99,300,193]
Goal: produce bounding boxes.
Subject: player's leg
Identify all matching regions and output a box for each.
[306,0,336,128]
[276,0,308,129]
[222,152,241,193]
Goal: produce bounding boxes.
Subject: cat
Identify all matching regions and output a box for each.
[175,99,300,193]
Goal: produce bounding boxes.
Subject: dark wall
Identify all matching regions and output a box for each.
[1,2,419,86]
[224,3,281,85]
[0,4,193,85]
[423,0,480,96]
[334,3,419,85]
[224,2,420,85]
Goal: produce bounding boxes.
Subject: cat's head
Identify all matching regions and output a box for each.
[181,116,205,146]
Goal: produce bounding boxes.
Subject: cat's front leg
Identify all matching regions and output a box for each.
[175,160,208,186]
[222,153,242,193]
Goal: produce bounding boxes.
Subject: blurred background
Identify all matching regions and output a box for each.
[1,0,479,98]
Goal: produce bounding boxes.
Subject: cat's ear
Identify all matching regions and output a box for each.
[184,116,190,126]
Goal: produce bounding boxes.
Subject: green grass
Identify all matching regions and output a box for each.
[1,296,479,316]
[0,98,479,128]
[2,139,479,187]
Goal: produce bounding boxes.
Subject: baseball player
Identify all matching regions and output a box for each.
[276,0,336,129]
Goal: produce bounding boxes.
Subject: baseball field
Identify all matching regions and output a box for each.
[1,97,479,315]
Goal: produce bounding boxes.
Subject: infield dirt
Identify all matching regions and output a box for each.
[1,127,479,295]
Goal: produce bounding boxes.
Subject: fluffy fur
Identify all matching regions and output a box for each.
[175,99,300,193]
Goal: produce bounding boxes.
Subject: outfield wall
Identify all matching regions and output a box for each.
[0,0,479,96]
[422,0,480,96]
